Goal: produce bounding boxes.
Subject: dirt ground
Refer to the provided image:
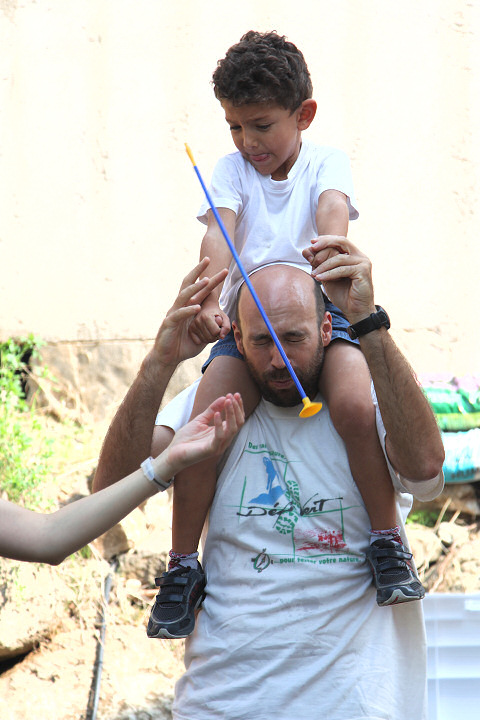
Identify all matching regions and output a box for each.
[0,583,186,720]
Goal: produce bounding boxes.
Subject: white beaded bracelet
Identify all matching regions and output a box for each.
[140,456,173,491]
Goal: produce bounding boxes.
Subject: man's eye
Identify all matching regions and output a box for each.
[229,126,241,132]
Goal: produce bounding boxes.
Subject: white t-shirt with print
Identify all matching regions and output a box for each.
[197,139,358,318]
[169,393,443,720]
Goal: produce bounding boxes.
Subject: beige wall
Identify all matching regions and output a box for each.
[1,0,479,392]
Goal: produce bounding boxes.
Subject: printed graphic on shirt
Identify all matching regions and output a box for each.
[232,441,364,572]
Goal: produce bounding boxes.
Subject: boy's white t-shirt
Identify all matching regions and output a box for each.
[169,394,443,720]
[197,139,358,318]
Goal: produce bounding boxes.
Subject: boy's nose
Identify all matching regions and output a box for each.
[242,130,258,151]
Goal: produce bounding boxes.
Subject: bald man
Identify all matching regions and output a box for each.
[97,239,445,720]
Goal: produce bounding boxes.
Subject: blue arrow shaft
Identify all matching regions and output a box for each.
[192,164,307,401]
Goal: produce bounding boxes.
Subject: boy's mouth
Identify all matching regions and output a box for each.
[249,153,270,164]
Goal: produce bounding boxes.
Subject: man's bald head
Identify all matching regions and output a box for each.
[236,265,325,331]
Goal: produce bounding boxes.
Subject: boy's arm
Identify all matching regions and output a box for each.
[303,189,350,269]
[189,207,236,344]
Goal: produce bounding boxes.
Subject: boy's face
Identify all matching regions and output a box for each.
[221,100,316,181]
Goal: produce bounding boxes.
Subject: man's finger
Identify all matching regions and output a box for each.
[170,277,209,313]
[179,257,211,292]
[164,304,201,327]
[190,268,228,305]
[313,256,359,279]
[312,235,361,257]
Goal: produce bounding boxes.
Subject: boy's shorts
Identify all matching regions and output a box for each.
[201,296,359,373]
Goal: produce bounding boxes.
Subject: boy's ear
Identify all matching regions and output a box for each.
[297,99,317,130]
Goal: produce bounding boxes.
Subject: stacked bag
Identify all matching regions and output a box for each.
[422,375,480,484]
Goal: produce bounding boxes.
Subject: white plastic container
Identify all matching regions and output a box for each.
[424,593,480,719]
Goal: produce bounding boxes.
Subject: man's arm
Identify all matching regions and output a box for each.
[93,259,228,492]
[314,236,445,481]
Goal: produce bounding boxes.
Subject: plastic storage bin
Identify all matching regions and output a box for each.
[424,593,480,719]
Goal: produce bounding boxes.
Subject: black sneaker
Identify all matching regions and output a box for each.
[146,564,206,639]
[366,539,426,606]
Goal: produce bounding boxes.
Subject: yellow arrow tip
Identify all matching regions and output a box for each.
[185,143,195,166]
[299,397,322,418]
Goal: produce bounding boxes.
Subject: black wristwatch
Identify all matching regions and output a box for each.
[347,306,390,340]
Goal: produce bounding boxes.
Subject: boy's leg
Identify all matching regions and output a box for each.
[320,341,397,531]
[320,341,425,606]
[171,355,260,555]
[147,355,259,640]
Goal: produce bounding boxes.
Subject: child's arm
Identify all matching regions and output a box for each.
[189,208,236,345]
[303,189,349,272]
[0,393,244,565]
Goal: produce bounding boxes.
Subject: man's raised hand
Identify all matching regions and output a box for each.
[311,236,376,324]
[153,258,228,367]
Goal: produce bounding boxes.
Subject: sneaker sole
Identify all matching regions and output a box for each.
[147,591,206,640]
[377,586,426,607]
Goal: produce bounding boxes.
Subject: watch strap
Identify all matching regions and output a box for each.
[347,306,390,340]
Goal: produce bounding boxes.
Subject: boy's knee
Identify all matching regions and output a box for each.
[329,394,376,441]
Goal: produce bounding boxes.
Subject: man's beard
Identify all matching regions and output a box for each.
[243,340,325,407]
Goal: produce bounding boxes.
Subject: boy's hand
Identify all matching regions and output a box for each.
[189,303,231,345]
[151,259,228,367]
[302,234,346,276]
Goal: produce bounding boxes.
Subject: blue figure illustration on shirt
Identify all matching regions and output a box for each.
[249,456,285,506]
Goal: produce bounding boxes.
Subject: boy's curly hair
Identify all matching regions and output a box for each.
[212,31,312,112]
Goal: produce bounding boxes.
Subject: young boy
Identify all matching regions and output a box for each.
[147,31,424,640]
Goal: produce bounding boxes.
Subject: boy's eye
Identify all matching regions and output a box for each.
[257,124,272,131]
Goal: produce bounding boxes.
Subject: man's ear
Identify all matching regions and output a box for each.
[232,321,244,356]
[321,311,333,348]
[297,99,317,131]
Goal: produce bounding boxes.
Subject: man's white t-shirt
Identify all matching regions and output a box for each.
[157,390,443,720]
[197,139,358,318]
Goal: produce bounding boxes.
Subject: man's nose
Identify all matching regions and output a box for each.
[270,345,286,369]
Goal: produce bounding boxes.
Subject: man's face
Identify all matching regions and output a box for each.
[233,269,331,407]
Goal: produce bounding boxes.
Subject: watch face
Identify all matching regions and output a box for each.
[375,307,391,330]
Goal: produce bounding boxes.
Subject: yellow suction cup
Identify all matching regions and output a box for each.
[299,397,322,418]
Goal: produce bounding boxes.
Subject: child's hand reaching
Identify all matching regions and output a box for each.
[164,393,244,476]
[302,234,346,280]
[189,303,231,345]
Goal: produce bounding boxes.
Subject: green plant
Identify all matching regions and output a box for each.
[0,335,55,507]
[406,509,439,528]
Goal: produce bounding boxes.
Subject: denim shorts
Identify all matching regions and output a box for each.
[201,295,358,372]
